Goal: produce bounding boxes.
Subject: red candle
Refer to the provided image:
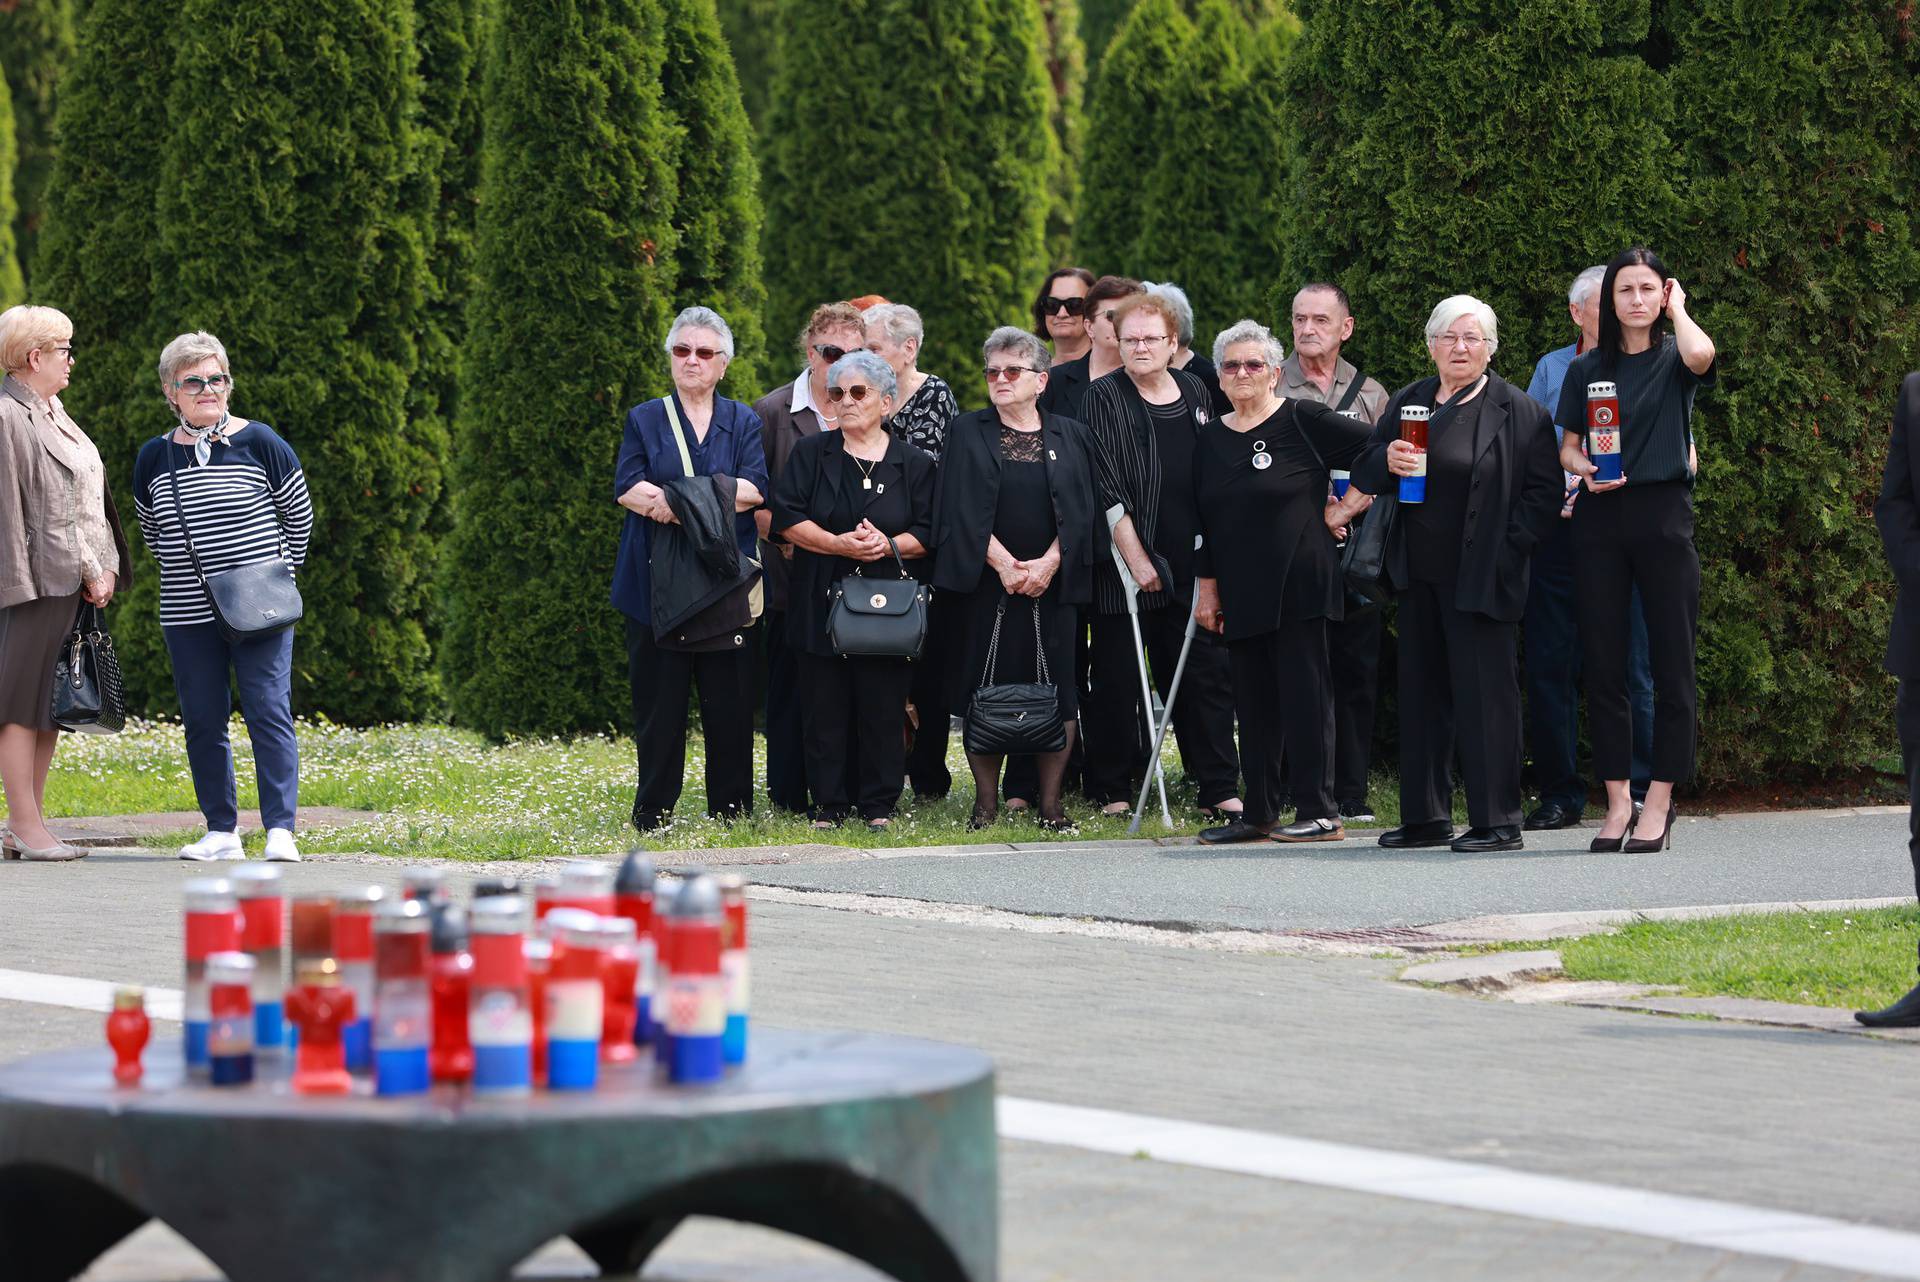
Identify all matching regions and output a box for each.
[429,905,474,1084]
[599,917,640,1063]
[286,959,356,1095]
[106,986,150,1087]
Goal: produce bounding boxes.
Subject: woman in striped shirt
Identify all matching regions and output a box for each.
[133,332,313,863]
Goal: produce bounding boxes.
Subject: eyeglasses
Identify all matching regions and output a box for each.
[983,365,1039,382]
[1121,335,1170,349]
[1042,296,1087,317]
[1220,360,1270,375]
[173,374,233,394]
[814,343,863,364]
[1098,309,1119,325]
[826,384,877,403]
[1435,333,1487,350]
[671,344,721,362]
[49,345,76,363]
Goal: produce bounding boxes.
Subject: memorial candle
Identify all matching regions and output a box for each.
[663,874,727,1085]
[718,875,750,1065]
[206,952,256,1086]
[544,908,605,1091]
[373,898,432,1096]
[615,851,657,1049]
[182,878,240,1079]
[429,904,474,1084]
[230,866,286,1055]
[106,986,150,1087]
[332,887,384,1073]
[469,897,533,1097]
[599,917,639,1064]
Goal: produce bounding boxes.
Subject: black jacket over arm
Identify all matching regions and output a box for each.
[930,408,1104,606]
[1351,371,1561,623]
[1876,372,1920,678]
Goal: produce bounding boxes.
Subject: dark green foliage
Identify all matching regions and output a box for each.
[1278,0,1673,388]
[149,0,439,722]
[712,0,777,126]
[1079,0,1292,342]
[0,60,20,306]
[1659,3,1920,785]
[444,0,677,736]
[31,0,172,707]
[1037,0,1087,261]
[662,0,768,395]
[762,0,1056,388]
[0,0,75,282]
[1080,0,1132,71]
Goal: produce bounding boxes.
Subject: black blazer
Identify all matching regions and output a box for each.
[1036,354,1091,421]
[1351,372,1561,624]
[931,408,1103,606]
[1875,372,1920,678]
[771,430,937,657]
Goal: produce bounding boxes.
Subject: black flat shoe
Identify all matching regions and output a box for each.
[1856,981,1920,1028]
[1377,820,1455,849]
[1451,825,1523,853]
[1623,806,1675,853]
[1199,818,1275,845]
[1272,817,1345,843]
[1523,802,1582,831]
[1036,814,1079,834]
[966,809,997,831]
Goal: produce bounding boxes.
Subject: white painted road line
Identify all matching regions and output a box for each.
[4,968,1916,1278]
[997,1097,1920,1279]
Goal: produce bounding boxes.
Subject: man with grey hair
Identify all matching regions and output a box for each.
[1279,282,1389,824]
[1521,267,1655,830]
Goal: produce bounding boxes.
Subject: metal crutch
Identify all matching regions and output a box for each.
[1130,608,1200,835]
[1106,505,1172,829]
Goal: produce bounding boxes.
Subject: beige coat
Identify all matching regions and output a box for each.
[0,376,131,610]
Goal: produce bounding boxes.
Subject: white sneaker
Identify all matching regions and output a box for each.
[179,830,245,862]
[263,828,301,863]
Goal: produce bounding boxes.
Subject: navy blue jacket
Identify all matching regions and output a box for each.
[610,393,769,621]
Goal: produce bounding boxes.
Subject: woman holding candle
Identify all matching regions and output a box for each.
[1556,247,1717,853]
[1341,295,1561,852]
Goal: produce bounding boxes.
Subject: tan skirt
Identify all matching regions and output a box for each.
[0,592,82,732]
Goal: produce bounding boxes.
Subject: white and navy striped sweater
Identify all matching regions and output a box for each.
[132,422,314,629]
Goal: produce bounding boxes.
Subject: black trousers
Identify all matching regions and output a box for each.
[762,609,810,812]
[905,591,960,798]
[1328,605,1383,805]
[626,616,755,824]
[1397,579,1523,829]
[1571,481,1700,783]
[1228,620,1335,826]
[799,652,913,820]
[1083,604,1240,807]
[1900,681,1920,973]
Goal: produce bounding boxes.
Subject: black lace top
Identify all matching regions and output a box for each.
[888,375,959,458]
[997,422,1044,462]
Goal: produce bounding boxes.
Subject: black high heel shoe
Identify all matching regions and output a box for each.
[1589,811,1633,853]
[1623,805,1675,853]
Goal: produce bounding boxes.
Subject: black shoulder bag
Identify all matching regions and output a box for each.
[963,597,1066,755]
[165,446,303,643]
[50,601,126,734]
[827,537,929,659]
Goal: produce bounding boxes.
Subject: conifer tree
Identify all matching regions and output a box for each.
[1037,0,1087,262]
[0,0,75,282]
[444,0,678,735]
[1074,0,1193,276]
[0,62,21,307]
[661,0,768,395]
[762,0,1055,386]
[148,0,439,722]
[712,0,778,126]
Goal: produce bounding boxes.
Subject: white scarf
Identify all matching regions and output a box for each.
[177,412,234,468]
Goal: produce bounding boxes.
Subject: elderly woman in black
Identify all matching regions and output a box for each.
[1339,295,1561,853]
[1191,320,1373,844]
[772,350,936,831]
[933,327,1103,830]
[1084,292,1241,820]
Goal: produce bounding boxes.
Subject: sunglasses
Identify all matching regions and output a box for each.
[826,384,877,403]
[1220,360,1270,375]
[671,343,721,362]
[1042,296,1087,317]
[814,343,863,364]
[984,365,1039,382]
[174,374,233,394]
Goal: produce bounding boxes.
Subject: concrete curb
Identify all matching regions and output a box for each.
[1418,896,1915,944]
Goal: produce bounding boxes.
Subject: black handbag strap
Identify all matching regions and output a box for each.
[163,446,216,593]
[70,600,106,640]
[1334,371,1366,416]
[848,535,910,581]
[980,597,1050,688]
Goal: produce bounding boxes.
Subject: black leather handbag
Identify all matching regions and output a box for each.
[963,597,1066,755]
[1341,489,1398,607]
[50,602,126,734]
[827,538,928,659]
[166,448,304,643]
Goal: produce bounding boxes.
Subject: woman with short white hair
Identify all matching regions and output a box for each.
[0,304,130,861]
[862,304,957,459]
[133,331,314,862]
[1347,295,1562,854]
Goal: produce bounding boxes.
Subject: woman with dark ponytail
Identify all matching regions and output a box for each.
[1556,247,1717,854]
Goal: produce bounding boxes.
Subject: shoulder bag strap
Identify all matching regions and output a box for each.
[661,396,696,477]
[1334,371,1366,416]
[1029,597,1052,685]
[163,445,214,591]
[979,598,1007,688]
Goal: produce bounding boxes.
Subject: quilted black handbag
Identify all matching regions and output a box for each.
[166,448,303,643]
[963,597,1066,755]
[50,602,126,734]
[827,538,928,659]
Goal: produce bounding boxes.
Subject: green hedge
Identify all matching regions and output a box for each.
[1037,0,1087,261]
[0,0,74,284]
[1660,2,1920,784]
[1074,0,1191,283]
[442,0,677,737]
[0,60,20,307]
[762,0,1055,390]
[712,0,778,126]
[150,0,439,723]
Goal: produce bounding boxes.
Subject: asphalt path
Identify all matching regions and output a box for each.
[741,811,1918,931]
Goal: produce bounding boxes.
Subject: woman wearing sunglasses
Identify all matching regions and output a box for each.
[1037,274,1143,424]
[131,331,314,862]
[771,350,936,831]
[932,327,1104,831]
[1031,267,1095,366]
[0,305,131,861]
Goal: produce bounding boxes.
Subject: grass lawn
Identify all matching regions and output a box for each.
[41,717,1411,862]
[1554,908,1920,1011]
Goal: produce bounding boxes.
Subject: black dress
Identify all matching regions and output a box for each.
[952,424,1080,725]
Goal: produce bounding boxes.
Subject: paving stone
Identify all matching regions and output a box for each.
[1400,949,1564,990]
